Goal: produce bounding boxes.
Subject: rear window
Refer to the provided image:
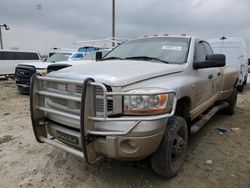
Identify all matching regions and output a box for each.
[0,51,40,60]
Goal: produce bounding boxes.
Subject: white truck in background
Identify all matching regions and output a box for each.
[208,37,248,92]
[47,48,111,73]
[0,50,41,78]
[15,50,85,93]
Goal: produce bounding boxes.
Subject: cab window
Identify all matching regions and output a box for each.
[194,41,206,62]
[203,42,213,55]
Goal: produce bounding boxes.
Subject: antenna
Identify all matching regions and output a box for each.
[220,36,227,40]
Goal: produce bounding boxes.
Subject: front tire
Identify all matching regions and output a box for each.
[151,116,188,178]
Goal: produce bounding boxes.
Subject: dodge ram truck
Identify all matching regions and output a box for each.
[30,35,238,177]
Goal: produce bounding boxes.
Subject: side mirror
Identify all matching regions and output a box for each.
[248,59,250,65]
[194,54,226,69]
[96,51,103,61]
[42,58,47,62]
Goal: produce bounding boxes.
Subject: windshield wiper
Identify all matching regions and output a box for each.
[101,56,124,61]
[124,56,169,64]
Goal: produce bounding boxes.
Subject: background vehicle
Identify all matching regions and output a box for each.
[47,49,111,73]
[0,50,41,78]
[208,37,248,91]
[15,50,85,93]
[30,35,238,177]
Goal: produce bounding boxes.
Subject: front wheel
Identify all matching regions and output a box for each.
[151,116,188,178]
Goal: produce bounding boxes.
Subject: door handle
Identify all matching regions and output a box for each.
[208,75,213,79]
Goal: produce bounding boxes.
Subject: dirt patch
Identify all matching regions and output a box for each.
[0,78,250,188]
[0,135,14,144]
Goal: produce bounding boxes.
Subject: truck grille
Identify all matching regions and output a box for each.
[45,81,113,118]
[95,86,113,115]
[15,65,36,85]
[47,82,82,94]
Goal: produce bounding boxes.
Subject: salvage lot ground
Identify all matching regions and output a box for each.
[0,77,249,188]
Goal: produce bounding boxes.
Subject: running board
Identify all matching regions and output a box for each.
[190,102,229,135]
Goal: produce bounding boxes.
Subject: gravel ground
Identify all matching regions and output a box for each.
[0,77,249,188]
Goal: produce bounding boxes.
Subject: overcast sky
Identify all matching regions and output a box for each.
[1,0,250,56]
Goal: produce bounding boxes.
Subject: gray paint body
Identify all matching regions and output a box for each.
[31,36,238,161]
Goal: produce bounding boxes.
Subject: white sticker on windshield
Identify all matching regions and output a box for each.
[162,46,182,51]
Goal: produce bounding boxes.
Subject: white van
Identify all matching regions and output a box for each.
[0,50,41,77]
[208,37,248,91]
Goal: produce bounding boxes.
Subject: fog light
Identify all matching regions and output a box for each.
[120,140,139,154]
[128,140,138,149]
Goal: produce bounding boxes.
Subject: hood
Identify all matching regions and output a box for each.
[19,61,53,69]
[53,60,95,65]
[48,60,185,86]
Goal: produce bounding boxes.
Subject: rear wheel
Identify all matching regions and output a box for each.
[243,76,247,86]
[237,84,244,92]
[151,116,188,177]
[220,88,238,115]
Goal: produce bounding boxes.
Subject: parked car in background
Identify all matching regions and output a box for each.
[208,37,248,92]
[15,50,85,93]
[47,49,111,73]
[0,50,41,78]
[30,35,238,177]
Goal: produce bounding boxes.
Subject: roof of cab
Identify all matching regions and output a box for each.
[135,34,193,40]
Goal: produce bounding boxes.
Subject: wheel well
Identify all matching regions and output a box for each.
[174,97,191,123]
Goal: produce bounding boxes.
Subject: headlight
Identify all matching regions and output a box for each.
[36,69,47,76]
[124,88,175,115]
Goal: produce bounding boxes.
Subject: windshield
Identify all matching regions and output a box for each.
[71,52,84,59]
[47,53,72,62]
[103,37,190,64]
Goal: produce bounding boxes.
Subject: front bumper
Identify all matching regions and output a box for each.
[30,75,176,164]
[16,84,30,94]
[46,120,166,159]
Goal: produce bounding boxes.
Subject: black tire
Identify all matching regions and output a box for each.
[243,77,247,86]
[221,88,238,115]
[237,84,244,92]
[151,116,188,178]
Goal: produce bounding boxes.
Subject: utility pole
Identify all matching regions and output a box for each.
[0,28,2,49]
[0,24,10,49]
[112,0,115,47]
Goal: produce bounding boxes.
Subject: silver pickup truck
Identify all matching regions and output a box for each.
[30,35,238,177]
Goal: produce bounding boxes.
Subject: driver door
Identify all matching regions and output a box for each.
[191,40,219,119]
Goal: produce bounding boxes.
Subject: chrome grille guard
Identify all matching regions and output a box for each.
[30,74,177,164]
